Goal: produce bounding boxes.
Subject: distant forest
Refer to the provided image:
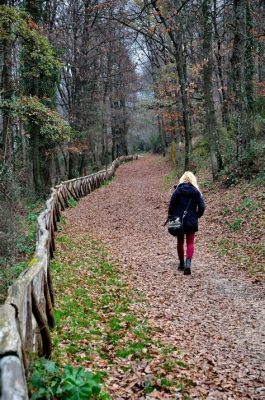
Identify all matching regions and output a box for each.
[1,1,265,194]
[0,1,264,266]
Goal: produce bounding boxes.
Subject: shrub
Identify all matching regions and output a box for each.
[221,140,265,186]
[191,137,210,173]
[29,359,108,400]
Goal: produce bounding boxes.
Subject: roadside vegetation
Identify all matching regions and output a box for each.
[202,178,265,278]
[0,199,43,303]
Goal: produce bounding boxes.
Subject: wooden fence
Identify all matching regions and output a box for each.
[0,155,137,400]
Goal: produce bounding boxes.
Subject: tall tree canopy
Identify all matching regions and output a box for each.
[0,0,264,195]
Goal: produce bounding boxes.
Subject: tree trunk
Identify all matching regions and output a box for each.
[24,0,45,194]
[1,13,13,166]
[101,63,111,166]
[120,98,129,156]
[111,127,116,161]
[176,60,192,170]
[213,0,228,125]
[30,124,43,194]
[159,114,167,157]
[202,0,223,179]
[231,0,251,163]
[245,2,255,116]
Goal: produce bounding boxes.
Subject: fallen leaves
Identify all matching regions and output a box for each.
[51,234,192,399]
[54,154,265,399]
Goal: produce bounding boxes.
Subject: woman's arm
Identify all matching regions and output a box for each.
[168,189,178,217]
[197,192,206,218]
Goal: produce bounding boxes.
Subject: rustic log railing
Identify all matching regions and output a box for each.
[0,155,137,400]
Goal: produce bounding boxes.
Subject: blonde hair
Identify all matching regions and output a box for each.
[179,171,200,192]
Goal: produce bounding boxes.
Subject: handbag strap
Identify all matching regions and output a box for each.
[182,198,192,220]
[164,198,192,226]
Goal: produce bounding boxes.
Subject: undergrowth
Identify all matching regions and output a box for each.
[29,358,109,400]
[0,201,43,303]
[49,231,192,398]
[162,168,179,191]
[0,174,115,304]
[101,176,116,187]
[202,180,265,277]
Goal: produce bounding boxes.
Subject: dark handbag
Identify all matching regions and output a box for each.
[166,199,192,237]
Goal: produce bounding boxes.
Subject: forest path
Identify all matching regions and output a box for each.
[64,154,265,399]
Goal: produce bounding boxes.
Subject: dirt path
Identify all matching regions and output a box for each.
[65,155,265,399]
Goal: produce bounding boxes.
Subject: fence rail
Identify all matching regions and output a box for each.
[0,155,137,400]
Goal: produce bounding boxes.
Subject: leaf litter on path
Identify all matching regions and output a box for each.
[53,154,265,399]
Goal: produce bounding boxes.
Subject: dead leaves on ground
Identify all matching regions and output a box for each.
[51,235,192,399]
[52,155,265,399]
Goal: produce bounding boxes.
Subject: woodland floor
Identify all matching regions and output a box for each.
[52,154,265,399]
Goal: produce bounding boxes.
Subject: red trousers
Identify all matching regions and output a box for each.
[177,233,195,260]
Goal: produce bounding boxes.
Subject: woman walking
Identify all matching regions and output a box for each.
[168,171,205,275]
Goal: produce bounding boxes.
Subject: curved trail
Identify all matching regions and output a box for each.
[65,155,265,399]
